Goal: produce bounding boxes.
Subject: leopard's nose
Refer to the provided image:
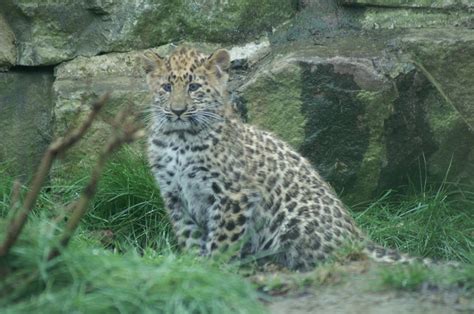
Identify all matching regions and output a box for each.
[171,107,186,117]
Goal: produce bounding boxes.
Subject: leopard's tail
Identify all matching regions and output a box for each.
[363,241,435,266]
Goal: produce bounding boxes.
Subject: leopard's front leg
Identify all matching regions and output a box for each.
[162,192,205,253]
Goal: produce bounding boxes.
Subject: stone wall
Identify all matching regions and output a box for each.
[0,0,473,203]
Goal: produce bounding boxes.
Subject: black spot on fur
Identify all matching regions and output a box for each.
[324,231,332,242]
[226,220,236,231]
[312,235,321,250]
[270,212,285,233]
[191,144,209,152]
[237,214,246,226]
[232,202,241,214]
[182,230,191,238]
[230,233,240,242]
[152,139,167,147]
[212,183,221,194]
[287,201,297,212]
[280,227,300,242]
[208,195,216,205]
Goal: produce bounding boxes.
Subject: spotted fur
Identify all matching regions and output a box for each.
[143,46,421,269]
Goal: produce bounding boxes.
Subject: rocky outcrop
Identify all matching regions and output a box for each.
[240,28,474,202]
[0,0,296,66]
[395,29,474,189]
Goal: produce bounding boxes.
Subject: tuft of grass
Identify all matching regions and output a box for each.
[353,183,474,263]
[0,216,265,314]
[41,147,171,252]
[82,147,171,251]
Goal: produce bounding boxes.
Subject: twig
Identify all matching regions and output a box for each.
[0,94,109,258]
[47,106,144,260]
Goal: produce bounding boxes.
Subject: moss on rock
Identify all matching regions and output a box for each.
[0,68,54,179]
[348,91,393,203]
[241,62,306,149]
[1,0,296,66]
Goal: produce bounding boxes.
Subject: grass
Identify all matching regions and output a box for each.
[0,216,264,314]
[1,150,474,312]
[34,147,172,252]
[353,182,474,263]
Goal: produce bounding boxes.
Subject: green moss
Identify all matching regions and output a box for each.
[299,62,369,197]
[362,8,472,29]
[425,94,474,184]
[245,63,306,149]
[345,0,469,9]
[0,69,54,180]
[179,0,297,43]
[348,91,393,203]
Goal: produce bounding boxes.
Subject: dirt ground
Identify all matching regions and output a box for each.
[251,262,473,314]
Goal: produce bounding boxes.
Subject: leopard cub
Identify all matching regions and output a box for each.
[142,46,405,269]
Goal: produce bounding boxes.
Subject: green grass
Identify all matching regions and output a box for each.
[353,183,474,263]
[32,147,172,252]
[0,216,264,314]
[81,147,172,251]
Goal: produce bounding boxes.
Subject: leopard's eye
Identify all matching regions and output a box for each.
[162,83,172,92]
[188,83,201,92]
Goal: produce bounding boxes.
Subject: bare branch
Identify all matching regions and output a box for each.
[0,94,109,258]
[47,106,144,260]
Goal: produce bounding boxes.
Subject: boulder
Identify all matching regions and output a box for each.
[239,30,474,203]
[275,0,473,45]
[395,28,474,187]
[342,0,473,10]
[1,0,296,66]
[0,68,54,179]
[0,15,16,70]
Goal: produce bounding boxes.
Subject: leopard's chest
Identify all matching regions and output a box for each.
[152,144,217,224]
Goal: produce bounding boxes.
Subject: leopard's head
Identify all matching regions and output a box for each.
[142,46,231,133]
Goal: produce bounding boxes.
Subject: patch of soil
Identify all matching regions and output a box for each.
[254,262,473,314]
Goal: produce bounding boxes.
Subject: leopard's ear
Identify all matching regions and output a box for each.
[141,51,165,74]
[206,49,230,78]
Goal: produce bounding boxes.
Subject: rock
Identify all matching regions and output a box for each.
[0,15,16,70]
[239,39,396,203]
[359,8,473,29]
[1,0,296,66]
[342,0,473,10]
[275,0,472,45]
[239,30,474,203]
[395,28,474,187]
[0,68,54,179]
